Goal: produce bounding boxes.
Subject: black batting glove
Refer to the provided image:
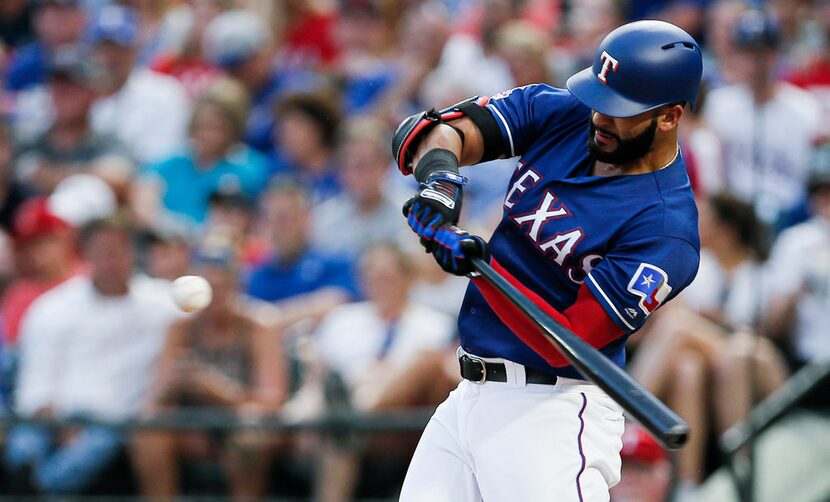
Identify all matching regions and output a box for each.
[431,226,490,276]
[402,149,467,251]
[403,174,465,230]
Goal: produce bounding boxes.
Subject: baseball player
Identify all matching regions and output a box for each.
[392,20,703,501]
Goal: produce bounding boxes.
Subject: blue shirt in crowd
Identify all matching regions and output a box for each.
[4,42,47,91]
[269,150,341,205]
[245,69,327,153]
[246,248,358,302]
[145,145,270,225]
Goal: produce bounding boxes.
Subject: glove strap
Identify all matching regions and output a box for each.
[427,171,468,186]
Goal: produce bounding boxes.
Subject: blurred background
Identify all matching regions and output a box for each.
[0,0,829,501]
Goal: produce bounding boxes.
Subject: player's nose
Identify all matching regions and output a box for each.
[592,111,614,130]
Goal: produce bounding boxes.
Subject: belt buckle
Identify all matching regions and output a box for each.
[467,355,488,384]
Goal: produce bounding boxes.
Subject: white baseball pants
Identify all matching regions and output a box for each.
[400,352,625,502]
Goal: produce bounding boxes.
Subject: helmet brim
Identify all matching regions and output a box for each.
[566,67,663,118]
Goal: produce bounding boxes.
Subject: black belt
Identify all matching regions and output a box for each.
[459,354,558,385]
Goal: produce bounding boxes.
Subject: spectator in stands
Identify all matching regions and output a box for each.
[14,46,135,195]
[3,0,86,93]
[764,153,830,369]
[696,196,795,445]
[246,182,356,328]
[119,0,173,66]
[89,4,191,165]
[313,244,456,502]
[271,92,342,205]
[144,227,191,282]
[376,1,450,124]
[3,214,180,495]
[610,424,672,502]
[1,198,78,349]
[148,0,227,98]
[678,83,725,197]
[626,0,708,40]
[281,0,340,71]
[683,193,769,329]
[495,20,553,87]
[430,0,516,97]
[131,245,287,501]
[335,0,399,114]
[0,0,35,51]
[702,0,748,85]
[704,9,825,227]
[203,189,266,267]
[202,9,323,152]
[133,78,269,230]
[201,8,275,152]
[311,117,406,258]
[0,197,75,418]
[788,0,830,116]
[0,118,26,230]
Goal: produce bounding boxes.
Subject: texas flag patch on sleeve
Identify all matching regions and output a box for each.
[627,263,672,315]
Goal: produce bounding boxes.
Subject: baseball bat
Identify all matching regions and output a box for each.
[469,256,689,449]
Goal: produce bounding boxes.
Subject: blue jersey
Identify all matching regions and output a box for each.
[458,84,700,380]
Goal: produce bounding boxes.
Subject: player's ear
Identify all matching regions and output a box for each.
[658,104,684,131]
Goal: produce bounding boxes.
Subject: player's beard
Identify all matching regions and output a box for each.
[588,119,658,165]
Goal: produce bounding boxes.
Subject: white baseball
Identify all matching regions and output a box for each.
[170,275,213,313]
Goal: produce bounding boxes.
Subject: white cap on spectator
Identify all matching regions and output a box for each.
[48,174,117,226]
[202,9,271,69]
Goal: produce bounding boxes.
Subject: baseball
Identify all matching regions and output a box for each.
[170,275,213,313]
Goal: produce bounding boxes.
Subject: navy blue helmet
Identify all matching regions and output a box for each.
[566,20,703,118]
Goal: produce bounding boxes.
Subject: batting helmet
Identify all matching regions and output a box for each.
[566,20,703,118]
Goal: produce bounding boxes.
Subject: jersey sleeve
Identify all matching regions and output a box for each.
[485,84,589,157]
[585,236,700,333]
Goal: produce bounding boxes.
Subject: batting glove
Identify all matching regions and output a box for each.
[405,201,443,244]
[403,170,465,225]
[403,173,466,250]
[431,226,489,276]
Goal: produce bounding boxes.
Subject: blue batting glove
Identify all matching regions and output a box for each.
[432,226,489,276]
[405,202,442,250]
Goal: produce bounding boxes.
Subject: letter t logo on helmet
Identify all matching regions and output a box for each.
[597,51,619,84]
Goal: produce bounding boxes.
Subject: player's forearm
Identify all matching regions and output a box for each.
[412,118,485,168]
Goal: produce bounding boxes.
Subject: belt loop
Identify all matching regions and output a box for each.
[502,359,514,385]
[512,362,527,386]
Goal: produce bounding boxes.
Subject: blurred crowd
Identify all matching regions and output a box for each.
[0,0,829,500]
